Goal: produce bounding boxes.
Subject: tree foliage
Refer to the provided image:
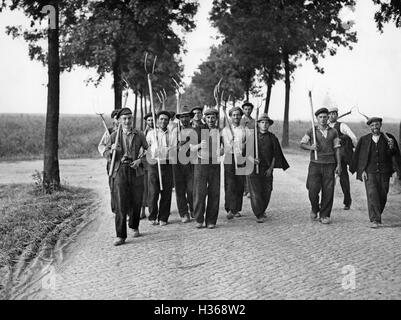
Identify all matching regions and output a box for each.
[374,0,401,31]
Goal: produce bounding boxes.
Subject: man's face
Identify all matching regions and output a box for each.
[119,114,133,130]
[179,114,191,127]
[243,106,253,117]
[193,109,202,121]
[146,117,154,128]
[316,113,328,126]
[258,120,270,132]
[231,111,242,125]
[158,115,169,130]
[205,114,217,128]
[369,121,382,135]
[328,111,338,123]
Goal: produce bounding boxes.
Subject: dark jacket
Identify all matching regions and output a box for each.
[105,128,148,178]
[350,132,401,181]
[258,131,290,171]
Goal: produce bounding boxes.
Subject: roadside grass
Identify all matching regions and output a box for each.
[0,183,97,298]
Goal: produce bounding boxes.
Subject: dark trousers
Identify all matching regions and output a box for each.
[113,164,144,239]
[224,163,244,213]
[148,163,173,222]
[193,163,220,225]
[247,172,273,218]
[339,161,352,206]
[106,162,116,213]
[364,173,390,223]
[142,170,149,207]
[306,162,336,218]
[172,163,194,217]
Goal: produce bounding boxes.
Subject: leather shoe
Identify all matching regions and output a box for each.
[233,212,242,218]
[310,211,318,221]
[344,205,350,210]
[320,217,331,224]
[256,217,264,223]
[132,229,140,238]
[207,224,216,229]
[226,212,234,220]
[159,221,167,226]
[113,238,125,246]
[195,223,203,229]
[181,215,190,223]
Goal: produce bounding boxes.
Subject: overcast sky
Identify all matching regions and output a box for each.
[0,0,400,121]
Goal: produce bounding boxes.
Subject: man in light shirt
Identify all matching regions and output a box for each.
[240,102,255,198]
[328,107,358,210]
[222,106,248,220]
[300,107,341,224]
[146,110,174,226]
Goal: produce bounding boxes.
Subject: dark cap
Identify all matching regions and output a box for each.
[144,112,153,120]
[204,108,219,117]
[257,113,274,125]
[111,110,119,119]
[191,106,203,113]
[315,107,329,117]
[367,117,383,125]
[242,102,254,109]
[116,107,132,119]
[157,110,171,120]
[229,106,244,117]
[169,111,176,118]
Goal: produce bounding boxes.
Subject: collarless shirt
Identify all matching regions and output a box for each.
[146,128,171,161]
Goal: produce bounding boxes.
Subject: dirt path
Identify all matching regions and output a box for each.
[1,154,401,299]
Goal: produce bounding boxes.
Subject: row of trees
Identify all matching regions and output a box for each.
[1,0,198,190]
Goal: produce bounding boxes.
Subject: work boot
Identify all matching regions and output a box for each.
[320,217,331,225]
[195,222,203,229]
[234,212,242,218]
[344,205,351,210]
[226,211,234,220]
[132,229,140,238]
[181,214,190,223]
[310,211,318,221]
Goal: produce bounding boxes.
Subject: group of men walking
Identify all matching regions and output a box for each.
[98,103,401,246]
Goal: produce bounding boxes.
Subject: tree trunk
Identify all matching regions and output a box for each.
[264,72,274,114]
[245,89,249,102]
[113,49,122,110]
[43,1,60,191]
[282,51,290,148]
[140,91,144,130]
[133,92,138,129]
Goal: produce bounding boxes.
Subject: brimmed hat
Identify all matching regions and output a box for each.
[144,112,153,120]
[203,108,219,116]
[328,107,339,113]
[229,106,244,117]
[116,107,132,119]
[157,110,171,119]
[367,117,383,125]
[242,102,254,109]
[315,107,329,117]
[257,113,274,125]
[176,106,194,118]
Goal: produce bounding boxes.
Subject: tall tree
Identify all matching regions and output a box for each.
[2,0,89,191]
[374,0,401,31]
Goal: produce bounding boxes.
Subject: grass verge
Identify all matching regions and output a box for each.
[0,183,97,299]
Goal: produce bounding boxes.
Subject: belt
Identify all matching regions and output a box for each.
[121,158,133,165]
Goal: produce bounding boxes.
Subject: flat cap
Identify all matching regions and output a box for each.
[367,117,383,125]
[257,113,274,125]
[203,108,219,116]
[327,107,339,113]
[144,112,153,120]
[116,107,132,119]
[242,102,254,109]
[315,107,329,117]
[111,110,119,119]
[191,106,203,113]
[229,106,244,117]
[157,110,171,119]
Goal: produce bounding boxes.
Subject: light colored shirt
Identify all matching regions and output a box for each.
[221,124,248,155]
[372,134,381,144]
[146,128,171,161]
[329,121,358,146]
[98,130,110,157]
[240,115,255,129]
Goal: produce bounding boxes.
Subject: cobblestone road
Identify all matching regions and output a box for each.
[2,153,401,300]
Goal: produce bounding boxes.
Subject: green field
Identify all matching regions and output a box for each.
[0,113,399,161]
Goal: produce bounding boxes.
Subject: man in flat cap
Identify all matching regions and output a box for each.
[300,107,341,224]
[146,110,174,226]
[104,107,148,246]
[170,106,196,222]
[240,102,255,198]
[190,108,223,229]
[191,106,207,129]
[328,106,358,210]
[98,109,119,215]
[248,114,289,222]
[140,112,154,219]
[222,106,248,219]
[350,117,401,228]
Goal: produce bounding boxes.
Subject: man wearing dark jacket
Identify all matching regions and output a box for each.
[350,117,401,228]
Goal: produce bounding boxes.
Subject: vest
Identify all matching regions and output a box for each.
[366,136,393,174]
[333,122,354,164]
